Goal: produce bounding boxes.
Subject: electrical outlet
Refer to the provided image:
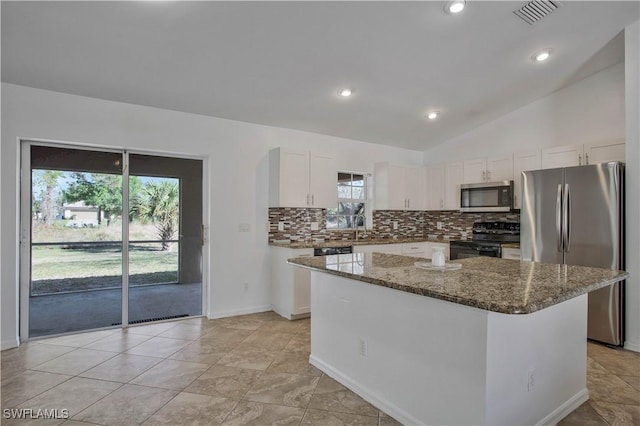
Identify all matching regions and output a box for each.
[278,222,285,231]
[437,222,443,230]
[527,368,536,392]
[359,337,368,357]
[310,222,319,231]
[393,221,398,230]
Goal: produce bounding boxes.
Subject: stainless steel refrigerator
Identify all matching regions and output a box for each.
[521,162,625,346]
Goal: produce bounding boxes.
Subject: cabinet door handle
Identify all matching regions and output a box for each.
[578,154,582,165]
[311,194,314,205]
[585,153,589,165]
[440,199,444,209]
[407,199,410,209]
[306,194,310,206]
[487,170,491,181]
[482,170,486,181]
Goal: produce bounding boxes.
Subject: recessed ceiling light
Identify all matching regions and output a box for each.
[532,49,553,63]
[445,0,466,14]
[426,111,439,120]
[338,88,353,97]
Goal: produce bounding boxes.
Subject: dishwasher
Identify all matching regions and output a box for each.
[313,246,353,256]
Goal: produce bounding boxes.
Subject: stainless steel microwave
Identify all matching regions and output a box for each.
[460,181,514,212]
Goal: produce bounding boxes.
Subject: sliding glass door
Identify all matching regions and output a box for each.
[23,143,203,338]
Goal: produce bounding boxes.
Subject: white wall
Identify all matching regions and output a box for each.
[0,83,423,349]
[624,21,640,352]
[423,42,639,352]
[422,62,625,163]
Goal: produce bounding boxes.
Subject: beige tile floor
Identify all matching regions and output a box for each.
[1,311,638,425]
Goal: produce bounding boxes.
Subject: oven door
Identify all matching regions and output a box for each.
[450,244,501,260]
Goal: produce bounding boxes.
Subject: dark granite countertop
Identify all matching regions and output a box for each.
[287,253,627,314]
[269,237,454,249]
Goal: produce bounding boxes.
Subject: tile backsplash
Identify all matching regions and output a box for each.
[268,208,520,243]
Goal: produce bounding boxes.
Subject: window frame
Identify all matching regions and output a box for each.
[326,171,369,231]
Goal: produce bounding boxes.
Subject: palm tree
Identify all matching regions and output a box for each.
[136,181,179,251]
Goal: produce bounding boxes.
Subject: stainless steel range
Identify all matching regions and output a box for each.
[449,221,520,260]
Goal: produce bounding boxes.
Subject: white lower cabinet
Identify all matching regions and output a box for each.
[271,247,313,319]
[354,244,402,255]
[355,242,450,260]
[501,247,521,260]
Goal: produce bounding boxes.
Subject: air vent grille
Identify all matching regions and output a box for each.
[513,0,563,25]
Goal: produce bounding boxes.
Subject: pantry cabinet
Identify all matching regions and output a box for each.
[269,148,336,208]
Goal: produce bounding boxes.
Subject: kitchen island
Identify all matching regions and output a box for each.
[287,253,628,425]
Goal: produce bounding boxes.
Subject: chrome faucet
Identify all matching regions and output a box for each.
[355,214,368,240]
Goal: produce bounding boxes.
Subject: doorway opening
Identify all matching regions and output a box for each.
[23,143,204,338]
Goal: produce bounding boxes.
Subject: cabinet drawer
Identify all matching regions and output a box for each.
[502,248,521,260]
[402,243,427,257]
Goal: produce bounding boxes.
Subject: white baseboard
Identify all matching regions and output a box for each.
[309,355,422,426]
[624,341,640,353]
[311,354,589,426]
[1,338,20,351]
[536,388,589,425]
[207,305,272,320]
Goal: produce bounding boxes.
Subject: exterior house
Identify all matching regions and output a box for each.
[62,201,102,227]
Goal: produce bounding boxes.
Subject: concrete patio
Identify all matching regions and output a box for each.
[29,283,201,337]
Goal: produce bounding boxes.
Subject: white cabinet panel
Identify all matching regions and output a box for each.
[502,247,521,260]
[444,162,463,210]
[585,140,625,164]
[541,145,583,169]
[374,162,425,210]
[487,156,513,182]
[463,158,487,184]
[464,156,513,183]
[309,152,337,208]
[426,165,445,211]
[354,244,402,255]
[401,242,427,258]
[269,148,336,208]
[513,150,541,209]
[271,247,314,319]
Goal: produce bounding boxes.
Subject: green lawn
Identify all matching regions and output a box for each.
[31,244,178,295]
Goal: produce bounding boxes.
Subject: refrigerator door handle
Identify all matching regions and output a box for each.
[556,184,563,252]
[564,183,571,252]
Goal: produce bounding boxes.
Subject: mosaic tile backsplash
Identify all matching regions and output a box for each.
[268,208,520,243]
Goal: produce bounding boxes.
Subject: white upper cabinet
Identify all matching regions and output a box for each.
[463,158,487,183]
[269,147,336,208]
[426,165,445,210]
[541,144,583,169]
[444,161,463,210]
[463,156,513,183]
[513,150,541,209]
[585,140,625,164]
[309,152,337,208]
[374,162,425,210]
[541,141,625,169]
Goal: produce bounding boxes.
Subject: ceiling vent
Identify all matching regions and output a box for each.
[513,0,563,25]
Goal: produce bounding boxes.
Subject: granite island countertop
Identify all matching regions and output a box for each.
[287,253,628,314]
[270,236,454,249]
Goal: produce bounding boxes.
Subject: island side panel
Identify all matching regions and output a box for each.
[484,294,588,425]
[309,271,490,426]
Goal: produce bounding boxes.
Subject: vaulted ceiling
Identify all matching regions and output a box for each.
[2,1,638,150]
